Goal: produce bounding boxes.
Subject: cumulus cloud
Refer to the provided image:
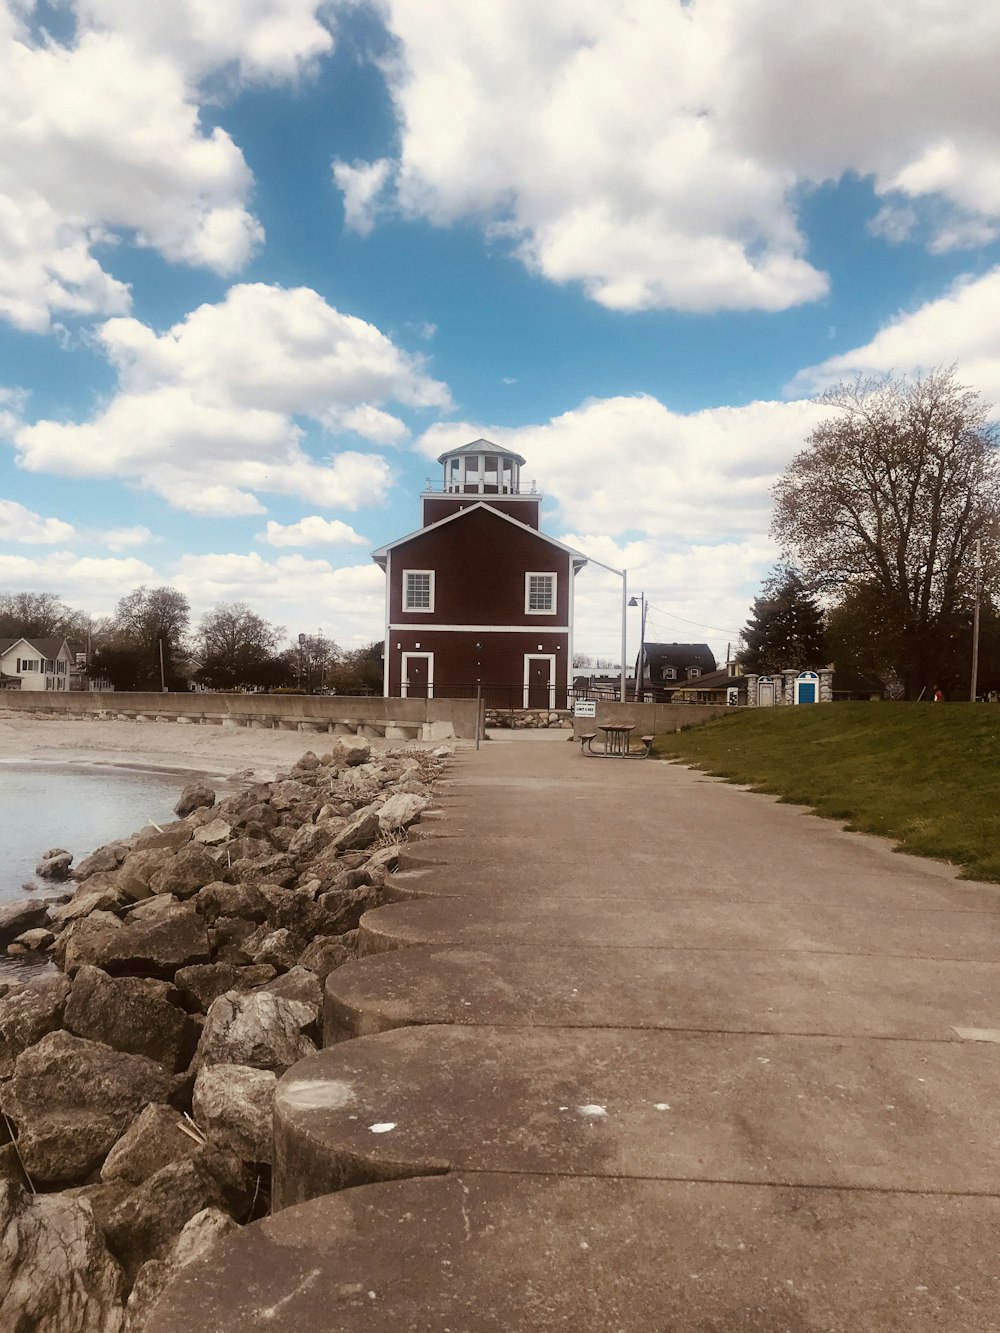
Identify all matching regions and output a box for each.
[0,498,75,544]
[333,158,394,236]
[73,0,335,83]
[0,550,157,616]
[791,267,1000,409]
[96,525,153,551]
[171,552,386,647]
[12,283,451,513]
[0,1,339,332]
[258,516,370,548]
[417,393,824,543]
[338,0,1000,312]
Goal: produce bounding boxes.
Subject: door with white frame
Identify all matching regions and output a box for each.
[524,654,556,709]
[401,652,433,699]
[757,676,775,707]
[794,670,818,704]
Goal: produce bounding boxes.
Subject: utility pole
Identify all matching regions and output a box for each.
[158,638,167,692]
[970,537,982,702]
[628,592,648,701]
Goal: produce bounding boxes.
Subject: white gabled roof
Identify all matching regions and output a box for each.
[372,501,588,568]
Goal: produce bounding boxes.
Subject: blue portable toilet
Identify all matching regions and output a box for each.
[794,670,819,704]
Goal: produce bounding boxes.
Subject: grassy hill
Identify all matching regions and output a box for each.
[653,702,1000,882]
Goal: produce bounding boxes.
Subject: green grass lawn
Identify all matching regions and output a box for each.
[652,702,1000,882]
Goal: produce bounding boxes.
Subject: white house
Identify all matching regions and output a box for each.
[0,637,78,691]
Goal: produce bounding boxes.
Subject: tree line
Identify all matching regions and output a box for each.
[740,368,1000,699]
[0,588,383,695]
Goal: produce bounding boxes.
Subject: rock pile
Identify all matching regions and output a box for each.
[0,737,451,1332]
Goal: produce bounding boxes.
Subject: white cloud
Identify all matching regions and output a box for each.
[792,267,1000,410]
[0,498,75,544]
[417,393,824,543]
[96,525,153,551]
[0,549,157,616]
[340,0,1000,312]
[12,283,451,513]
[0,5,274,330]
[333,157,393,236]
[258,516,369,548]
[74,0,335,83]
[171,551,386,647]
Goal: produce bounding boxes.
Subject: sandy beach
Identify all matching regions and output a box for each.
[0,716,428,783]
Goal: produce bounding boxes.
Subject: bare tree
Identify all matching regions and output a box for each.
[772,369,1000,697]
[194,602,286,690]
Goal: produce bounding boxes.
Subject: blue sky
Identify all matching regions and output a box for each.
[2,1,1000,668]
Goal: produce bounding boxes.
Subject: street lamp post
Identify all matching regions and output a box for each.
[971,538,982,702]
[628,592,648,701]
[582,557,628,702]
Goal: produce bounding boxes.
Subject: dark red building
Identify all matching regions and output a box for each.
[373,439,587,705]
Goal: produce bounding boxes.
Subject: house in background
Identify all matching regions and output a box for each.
[373,439,587,706]
[0,636,110,691]
[668,661,747,705]
[635,641,717,701]
[0,637,76,690]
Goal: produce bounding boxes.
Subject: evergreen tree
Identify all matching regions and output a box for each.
[739,565,826,674]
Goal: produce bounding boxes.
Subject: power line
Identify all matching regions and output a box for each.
[645,603,743,638]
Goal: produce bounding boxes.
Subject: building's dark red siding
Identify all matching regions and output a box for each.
[391,506,569,626]
[387,628,569,700]
[421,496,541,528]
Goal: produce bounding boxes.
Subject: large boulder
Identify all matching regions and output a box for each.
[193,1064,277,1164]
[261,965,322,1009]
[196,992,317,1074]
[297,932,357,980]
[64,966,197,1071]
[63,900,211,980]
[315,884,382,936]
[194,880,267,925]
[49,882,126,925]
[328,807,380,854]
[332,736,371,766]
[115,848,176,903]
[0,1031,179,1185]
[0,1180,125,1333]
[132,823,194,854]
[173,962,251,1012]
[227,853,296,888]
[147,846,220,900]
[73,841,129,880]
[0,975,71,1078]
[123,1208,235,1333]
[0,900,50,947]
[53,910,123,969]
[101,1103,203,1186]
[192,819,232,847]
[104,1157,239,1284]
[173,782,215,818]
[35,848,73,881]
[377,791,429,832]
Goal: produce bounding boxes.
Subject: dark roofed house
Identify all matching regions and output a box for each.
[669,664,746,705]
[636,642,717,700]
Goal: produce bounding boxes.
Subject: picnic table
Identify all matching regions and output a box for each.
[579,723,654,759]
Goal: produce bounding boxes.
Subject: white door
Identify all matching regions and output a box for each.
[401,652,433,699]
[757,676,775,707]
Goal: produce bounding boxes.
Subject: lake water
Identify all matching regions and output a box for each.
[0,762,182,980]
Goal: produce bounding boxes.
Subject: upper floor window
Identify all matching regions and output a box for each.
[17,658,39,672]
[525,572,556,614]
[662,666,676,680]
[404,569,435,612]
[688,667,701,679]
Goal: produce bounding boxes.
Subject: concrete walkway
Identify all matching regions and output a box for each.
[151,733,1000,1330]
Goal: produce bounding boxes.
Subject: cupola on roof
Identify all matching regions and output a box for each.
[435,437,528,496]
[436,437,526,466]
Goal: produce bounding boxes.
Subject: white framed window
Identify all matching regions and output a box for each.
[688,667,701,679]
[525,572,556,614]
[403,569,435,613]
[662,666,676,680]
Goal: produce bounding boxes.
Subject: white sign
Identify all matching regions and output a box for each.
[574,700,597,717]
[726,688,739,707]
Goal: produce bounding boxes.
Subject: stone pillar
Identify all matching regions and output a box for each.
[745,674,758,707]
[782,669,798,705]
[819,669,833,703]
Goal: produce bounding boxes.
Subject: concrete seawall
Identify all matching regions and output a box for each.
[0,691,482,741]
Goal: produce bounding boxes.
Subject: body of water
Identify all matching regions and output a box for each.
[1,761,182,980]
